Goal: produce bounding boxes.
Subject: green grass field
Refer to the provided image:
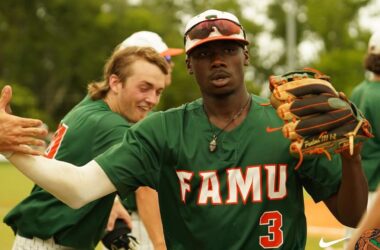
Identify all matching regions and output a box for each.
[0,162,34,247]
[0,162,342,249]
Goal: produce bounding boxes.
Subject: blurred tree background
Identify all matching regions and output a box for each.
[0,0,377,129]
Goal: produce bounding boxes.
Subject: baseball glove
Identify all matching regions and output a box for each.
[267,68,372,170]
[102,219,139,250]
[355,228,380,250]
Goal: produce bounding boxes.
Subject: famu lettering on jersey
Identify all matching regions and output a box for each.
[177,164,287,204]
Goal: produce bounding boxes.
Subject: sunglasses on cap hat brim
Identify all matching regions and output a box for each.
[184,19,249,53]
[186,19,243,40]
[189,36,248,52]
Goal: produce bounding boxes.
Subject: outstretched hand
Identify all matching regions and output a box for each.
[0,85,48,155]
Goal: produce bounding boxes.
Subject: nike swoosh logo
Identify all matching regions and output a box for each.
[319,236,350,248]
[266,126,282,133]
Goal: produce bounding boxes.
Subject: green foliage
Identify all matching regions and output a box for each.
[306,0,370,50]
[0,0,197,122]
[312,49,366,95]
[0,81,54,127]
[1,0,112,123]
[266,0,373,95]
[0,0,377,124]
[303,0,371,95]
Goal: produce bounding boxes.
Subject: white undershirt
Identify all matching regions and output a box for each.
[8,154,117,208]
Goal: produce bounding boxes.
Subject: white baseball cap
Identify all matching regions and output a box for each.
[184,9,249,54]
[368,31,380,55]
[119,31,183,56]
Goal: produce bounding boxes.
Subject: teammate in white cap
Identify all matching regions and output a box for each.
[109,31,183,250]
[4,46,169,250]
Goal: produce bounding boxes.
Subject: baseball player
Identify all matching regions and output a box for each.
[108,31,183,250]
[0,85,47,154]
[350,30,380,202]
[346,30,380,247]
[4,47,168,249]
[3,9,368,249]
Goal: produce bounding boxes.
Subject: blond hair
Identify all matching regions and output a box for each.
[88,46,168,100]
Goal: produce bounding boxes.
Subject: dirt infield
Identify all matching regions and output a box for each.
[305,195,345,238]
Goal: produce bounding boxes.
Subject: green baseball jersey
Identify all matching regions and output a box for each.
[96,94,342,250]
[4,96,131,249]
[351,79,380,191]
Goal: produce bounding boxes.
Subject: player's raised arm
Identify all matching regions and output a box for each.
[6,153,116,208]
[322,145,368,227]
[0,85,48,154]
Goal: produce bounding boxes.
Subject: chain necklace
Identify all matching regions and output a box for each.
[204,95,251,153]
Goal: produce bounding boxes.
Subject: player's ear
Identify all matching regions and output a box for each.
[186,57,193,75]
[243,47,249,66]
[108,74,122,93]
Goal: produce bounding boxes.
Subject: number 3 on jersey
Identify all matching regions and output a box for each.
[45,123,68,159]
[259,211,283,248]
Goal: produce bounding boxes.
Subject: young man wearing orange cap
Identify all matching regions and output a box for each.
[3,9,368,249]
